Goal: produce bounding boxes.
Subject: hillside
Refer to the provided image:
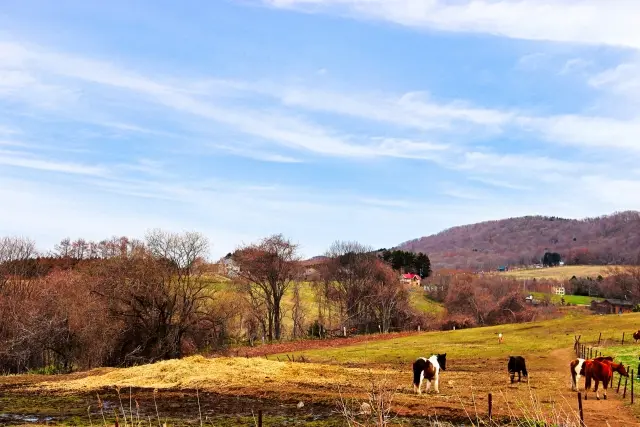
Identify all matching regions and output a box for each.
[397,211,640,270]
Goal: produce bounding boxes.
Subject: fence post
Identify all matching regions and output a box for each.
[618,373,623,393]
[598,332,602,346]
[488,393,492,422]
[258,410,263,427]
[623,332,625,345]
[623,376,628,399]
[577,392,584,426]
[632,369,635,404]
[418,325,421,332]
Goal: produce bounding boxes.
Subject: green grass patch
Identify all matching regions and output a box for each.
[272,312,640,364]
[604,345,640,380]
[407,289,445,315]
[528,292,603,305]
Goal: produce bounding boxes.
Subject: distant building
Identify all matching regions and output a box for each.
[590,299,634,315]
[219,257,240,278]
[552,285,565,296]
[497,266,508,272]
[401,273,421,286]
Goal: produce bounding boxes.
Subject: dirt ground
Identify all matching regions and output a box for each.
[1,344,639,425]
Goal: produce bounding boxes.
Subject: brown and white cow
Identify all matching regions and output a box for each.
[570,356,614,391]
[412,354,447,394]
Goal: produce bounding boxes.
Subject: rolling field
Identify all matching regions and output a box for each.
[528,291,602,306]
[4,312,640,425]
[501,265,616,280]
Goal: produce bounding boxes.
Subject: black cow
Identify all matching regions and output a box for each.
[508,356,528,383]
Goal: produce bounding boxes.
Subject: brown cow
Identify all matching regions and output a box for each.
[584,359,628,400]
[570,356,614,391]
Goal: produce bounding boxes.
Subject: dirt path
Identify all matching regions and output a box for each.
[550,347,640,426]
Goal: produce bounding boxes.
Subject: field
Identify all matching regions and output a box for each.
[528,291,602,306]
[501,265,616,280]
[4,312,640,425]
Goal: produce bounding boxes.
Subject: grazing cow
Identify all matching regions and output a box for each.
[571,356,614,391]
[584,360,628,400]
[508,356,528,383]
[412,354,447,394]
[634,330,640,343]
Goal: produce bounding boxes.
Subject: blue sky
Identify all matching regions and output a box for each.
[2,0,640,259]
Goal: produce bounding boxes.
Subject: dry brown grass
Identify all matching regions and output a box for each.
[28,356,390,402]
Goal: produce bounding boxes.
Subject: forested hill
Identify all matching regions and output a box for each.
[397,211,640,270]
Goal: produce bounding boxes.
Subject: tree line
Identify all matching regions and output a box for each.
[0,231,560,375]
[0,233,425,373]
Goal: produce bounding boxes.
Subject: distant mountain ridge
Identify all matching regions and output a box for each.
[396,211,640,270]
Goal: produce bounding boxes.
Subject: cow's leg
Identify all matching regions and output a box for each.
[417,372,424,395]
[425,378,431,393]
[510,372,515,383]
[575,374,581,391]
[518,371,521,382]
[434,375,440,393]
[603,377,608,400]
[594,380,600,400]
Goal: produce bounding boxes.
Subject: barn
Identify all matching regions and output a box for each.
[590,299,635,315]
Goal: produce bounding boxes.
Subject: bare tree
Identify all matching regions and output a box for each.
[145,229,210,272]
[0,236,37,290]
[90,230,215,364]
[291,282,306,339]
[233,234,301,341]
[321,241,377,331]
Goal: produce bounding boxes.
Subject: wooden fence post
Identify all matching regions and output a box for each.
[258,410,263,427]
[577,392,584,426]
[622,332,625,345]
[598,332,602,346]
[623,376,628,399]
[488,393,492,422]
[618,372,623,393]
[632,369,635,404]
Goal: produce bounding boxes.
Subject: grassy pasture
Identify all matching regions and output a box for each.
[5,312,640,425]
[501,265,616,280]
[271,312,640,365]
[528,291,603,306]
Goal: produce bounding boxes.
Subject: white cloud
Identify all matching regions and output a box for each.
[589,60,640,99]
[0,150,108,176]
[262,0,640,49]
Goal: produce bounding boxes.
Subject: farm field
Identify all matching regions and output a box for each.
[4,313,640,425]
[502,265,617,280]
[528,291,603,306]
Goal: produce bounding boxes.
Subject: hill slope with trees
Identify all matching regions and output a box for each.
[397,211,640,270]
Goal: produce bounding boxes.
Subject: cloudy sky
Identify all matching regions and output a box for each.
[1,0,640,258]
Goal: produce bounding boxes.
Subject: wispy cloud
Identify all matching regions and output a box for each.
[0,150,108,176]
[261,0,640,49]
